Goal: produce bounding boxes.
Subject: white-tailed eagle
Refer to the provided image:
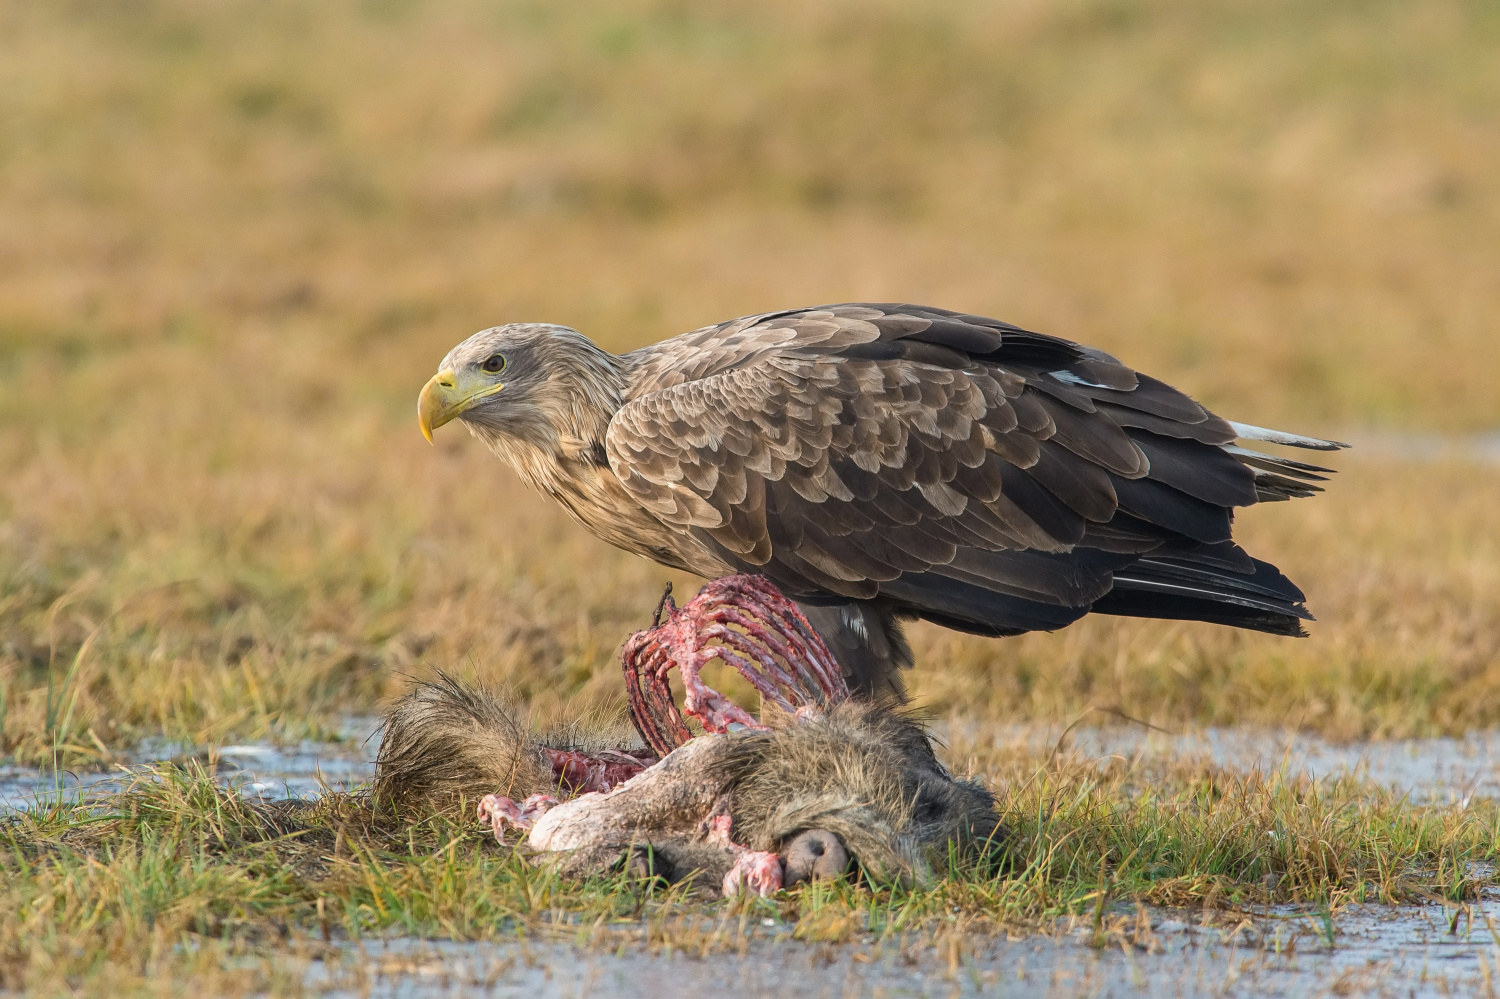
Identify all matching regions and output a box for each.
[418,303,1344,700]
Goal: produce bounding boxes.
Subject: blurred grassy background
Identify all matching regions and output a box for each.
[1,0,1497,760]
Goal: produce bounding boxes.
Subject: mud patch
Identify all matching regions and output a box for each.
[301,900,1500,998]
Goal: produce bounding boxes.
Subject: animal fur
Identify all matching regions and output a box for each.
[375,677,1003,890]
[375,674,565,815]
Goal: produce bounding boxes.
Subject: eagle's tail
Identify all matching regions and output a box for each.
[873,541,1312,642]
[1090,552,1311,636]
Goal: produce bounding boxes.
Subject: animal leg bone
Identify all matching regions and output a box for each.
[477,792,559,841]
[722,849,784,897]
[703,810,784,897]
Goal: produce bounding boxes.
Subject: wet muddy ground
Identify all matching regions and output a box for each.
[302,901,1500,998]
[8,723,1499,996]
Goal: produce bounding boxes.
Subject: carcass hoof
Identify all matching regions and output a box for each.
[722,849,784,897]
[782,828,850,886]
[621,846,668,884]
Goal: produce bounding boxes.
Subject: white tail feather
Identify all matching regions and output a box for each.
[1227,422,1349,451]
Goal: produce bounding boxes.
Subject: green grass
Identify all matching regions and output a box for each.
[2,745,1495,995]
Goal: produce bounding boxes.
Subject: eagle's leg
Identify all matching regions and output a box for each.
[621,576,849,752]
[795,600,912,704]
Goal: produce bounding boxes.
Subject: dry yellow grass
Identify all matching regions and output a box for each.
[1,0,1498,760]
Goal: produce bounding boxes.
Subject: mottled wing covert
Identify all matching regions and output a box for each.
[606,304,1325,633]
[608,306,1184,600]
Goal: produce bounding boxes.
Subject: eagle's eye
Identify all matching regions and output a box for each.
[481,353,507,374]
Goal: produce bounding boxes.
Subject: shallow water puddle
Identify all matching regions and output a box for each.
[301,901,1500,998]
[0,719,379,811]
[948,723,1500,805]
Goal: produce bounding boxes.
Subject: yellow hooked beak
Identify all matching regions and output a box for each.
[417,368,505,443]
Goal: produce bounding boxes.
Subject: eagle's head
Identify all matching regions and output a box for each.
[417,323,624,454]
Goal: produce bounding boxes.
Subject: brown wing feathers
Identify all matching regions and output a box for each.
[609,304,1341,637]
